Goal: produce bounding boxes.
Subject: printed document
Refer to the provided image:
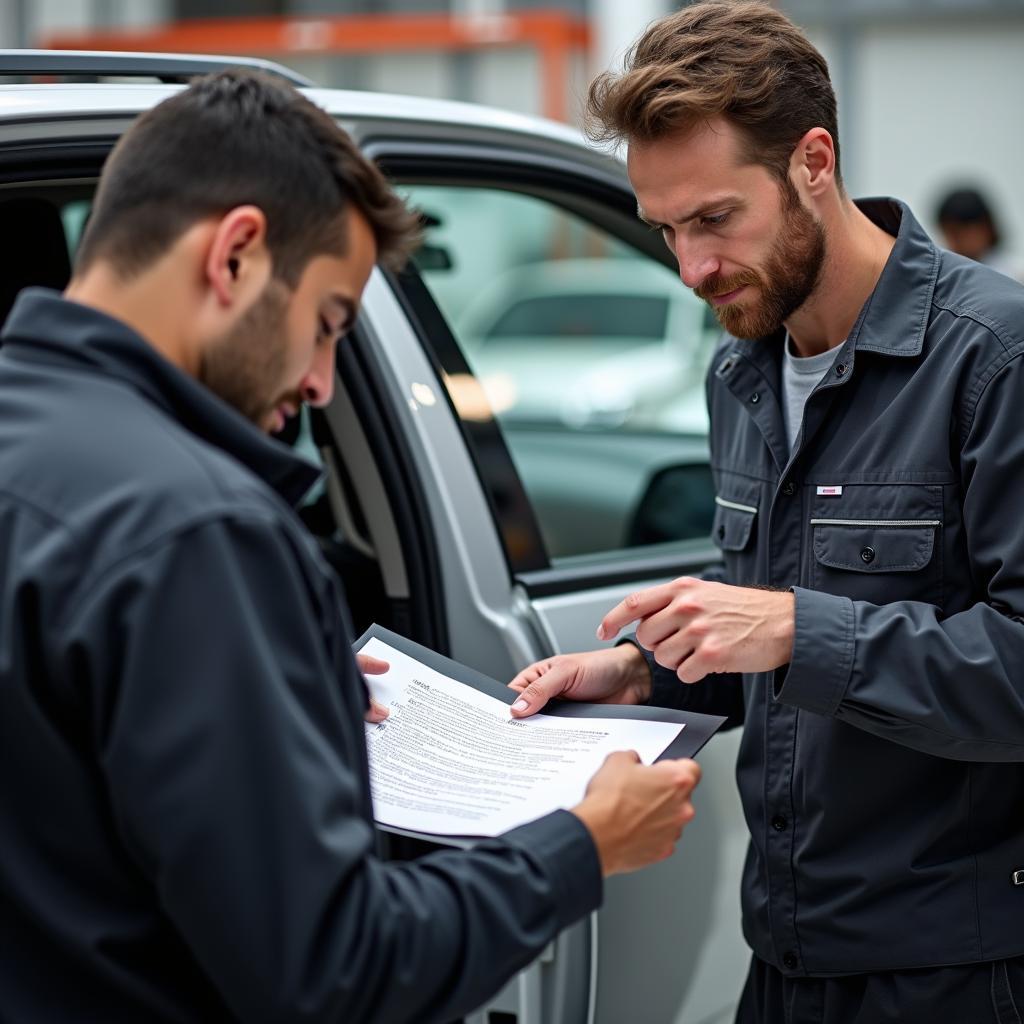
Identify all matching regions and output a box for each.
[361,635,685,837]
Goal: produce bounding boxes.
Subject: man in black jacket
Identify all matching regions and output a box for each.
[509,2,1024,1021]
[0,71,701,1022]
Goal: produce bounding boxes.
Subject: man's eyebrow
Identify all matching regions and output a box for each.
[638,196,743,228]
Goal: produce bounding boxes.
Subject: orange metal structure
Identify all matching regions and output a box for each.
[40,11,592,122]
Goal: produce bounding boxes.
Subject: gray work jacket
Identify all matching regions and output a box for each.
[0,290,601,1022]
[647,199,1024,976]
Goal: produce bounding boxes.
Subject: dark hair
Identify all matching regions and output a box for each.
[587,0,841,185]
[76,70,420,282]
[936,186,999,239]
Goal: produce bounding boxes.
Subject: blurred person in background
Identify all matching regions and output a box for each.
[936,184,1022,280]
[508,2,1024,1021]
[0,69,702,1023]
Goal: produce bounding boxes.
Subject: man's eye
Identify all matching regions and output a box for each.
[702,212,731,228]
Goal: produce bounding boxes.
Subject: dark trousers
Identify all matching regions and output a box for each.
[736,954,1024,1024]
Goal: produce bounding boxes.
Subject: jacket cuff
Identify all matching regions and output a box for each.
[773,586,855,717]
[501,809,603,929]
[616,636,678,709]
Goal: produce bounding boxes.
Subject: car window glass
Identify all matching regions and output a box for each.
[485,294,669,342]
[399,183,718,566]
[61,199,91,262]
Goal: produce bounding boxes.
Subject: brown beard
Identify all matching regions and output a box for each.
[198,278,293,429]
[696,178,826,340]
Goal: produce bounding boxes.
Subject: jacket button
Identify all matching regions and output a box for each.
[860,546,875,564]
[835,363,848,377]
[782,481,795,496]
[782,951,799,970]
[750,392,760,404]
[772,815,788,831]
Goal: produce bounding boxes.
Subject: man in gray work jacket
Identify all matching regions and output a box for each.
[0,71,702,1022]
[509,2,1024,1021]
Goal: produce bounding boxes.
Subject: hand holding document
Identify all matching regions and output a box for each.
[357,626,726,840]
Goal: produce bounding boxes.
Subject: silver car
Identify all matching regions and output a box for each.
[456,256,718,429]
[0,51,746,1024]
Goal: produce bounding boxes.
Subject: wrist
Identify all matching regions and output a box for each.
[615,640,654,704]
[569,797,617,877]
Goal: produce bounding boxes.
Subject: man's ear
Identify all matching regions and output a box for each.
[205,205,271,307]
[791,127,836,198]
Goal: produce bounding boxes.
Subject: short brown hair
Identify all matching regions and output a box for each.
[77,70,420,282]
[587,0,841,184]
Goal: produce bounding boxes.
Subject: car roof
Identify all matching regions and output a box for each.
[0,81,567,138]
[0,78,625,180]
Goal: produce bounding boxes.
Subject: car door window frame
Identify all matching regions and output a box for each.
[367,140,720,595]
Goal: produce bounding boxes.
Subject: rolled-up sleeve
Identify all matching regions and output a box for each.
[63,512,602,1023]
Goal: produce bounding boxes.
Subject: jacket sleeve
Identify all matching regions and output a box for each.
[776,351,1024,762]
[64,512,601,1023]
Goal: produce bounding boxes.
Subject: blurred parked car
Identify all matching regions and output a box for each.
[457,257,718,430]
[0,51,744,1024]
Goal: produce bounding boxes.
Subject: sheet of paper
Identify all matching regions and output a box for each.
[361,637,685,837]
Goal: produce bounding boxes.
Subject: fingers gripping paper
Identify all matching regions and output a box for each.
[356,626,726,839]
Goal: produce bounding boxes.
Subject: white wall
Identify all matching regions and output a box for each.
[805,17,1024,269]
[859,19,1024,267]
[591,0,666,75]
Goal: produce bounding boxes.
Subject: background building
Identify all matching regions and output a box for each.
[6,0,1024,268]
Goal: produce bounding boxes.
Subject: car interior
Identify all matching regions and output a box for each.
[0,194,73,325]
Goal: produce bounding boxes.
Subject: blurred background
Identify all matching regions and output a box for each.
[5,0,1024,271]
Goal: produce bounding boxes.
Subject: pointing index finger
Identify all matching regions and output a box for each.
[595,581,683,640]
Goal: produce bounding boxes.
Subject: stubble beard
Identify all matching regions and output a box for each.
[697,180,827,340]
[198,278,293,431]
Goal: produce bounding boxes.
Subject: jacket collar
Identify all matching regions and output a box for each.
[0,288,320,507]
[849,197,940,358]
[727,196,939,374]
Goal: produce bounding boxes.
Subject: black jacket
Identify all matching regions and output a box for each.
[647,199,1024,976]
[0,290,601,1022]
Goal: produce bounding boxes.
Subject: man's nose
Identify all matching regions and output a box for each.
[676,241,720,290]
[300,345,336,408]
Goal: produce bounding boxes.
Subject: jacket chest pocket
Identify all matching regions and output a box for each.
[809,513,943,604]
[712,495,759,585]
